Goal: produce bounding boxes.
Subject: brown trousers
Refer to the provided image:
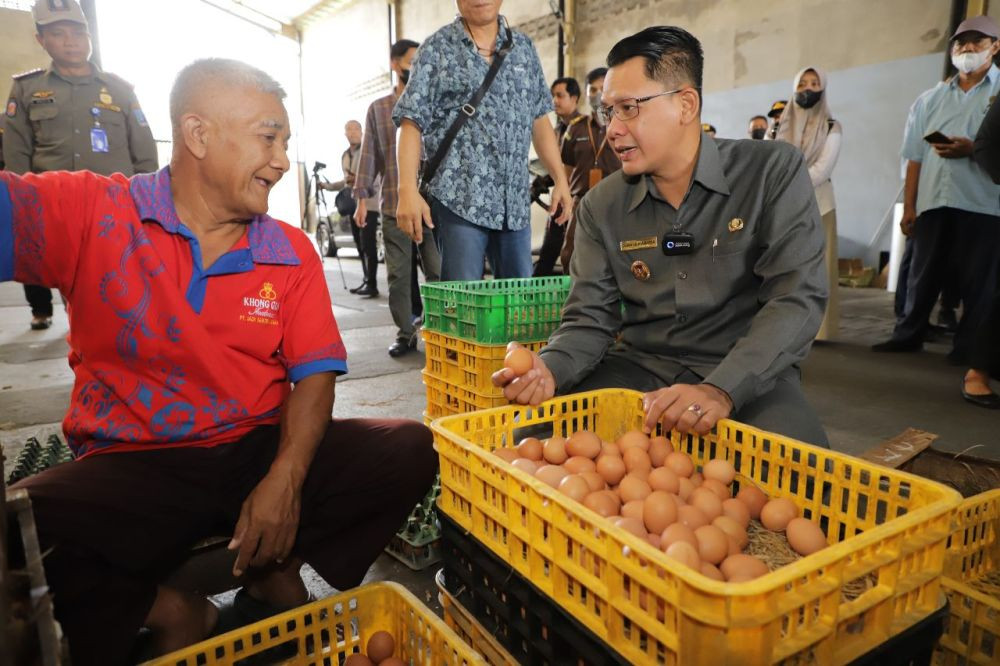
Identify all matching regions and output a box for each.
[11,418,437,666]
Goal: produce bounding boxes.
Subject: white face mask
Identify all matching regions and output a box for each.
[951,48,992,74]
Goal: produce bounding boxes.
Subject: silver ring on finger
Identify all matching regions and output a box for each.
[687,403,704,418]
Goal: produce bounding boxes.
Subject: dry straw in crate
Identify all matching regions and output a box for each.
[937,488,1000,666]
[431,389,961,666]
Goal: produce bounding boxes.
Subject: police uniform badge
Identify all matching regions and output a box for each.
[728,218,744,233]
[630,260,651,281]
[5,100,15,117]
[99,87,113,105]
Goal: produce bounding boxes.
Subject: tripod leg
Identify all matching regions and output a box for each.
[336,257,348,289]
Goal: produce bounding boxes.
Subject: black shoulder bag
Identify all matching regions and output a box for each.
[419,23,515,199]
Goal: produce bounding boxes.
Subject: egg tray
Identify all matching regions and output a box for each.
[420,276,571,344]
[936,488,1000,666]
[430,388,962,666]
[384,477,443,571]
[422,329,547,398]
[145,582,486,665]
[439,512,948,666]
[6,434,74,486]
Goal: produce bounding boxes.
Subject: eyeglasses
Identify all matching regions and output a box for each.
[598,89,683,124]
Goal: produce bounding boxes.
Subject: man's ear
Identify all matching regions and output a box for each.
[679,88,701,125]
[180,113,209,160]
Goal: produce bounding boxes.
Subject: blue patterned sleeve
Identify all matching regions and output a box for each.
[392,38,440,131]
[527,38,552,119]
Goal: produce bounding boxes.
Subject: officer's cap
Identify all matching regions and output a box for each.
[32,0,89,28]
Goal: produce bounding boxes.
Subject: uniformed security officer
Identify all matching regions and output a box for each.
[493,26,829,446]
[3,0,157,330]
[766,100,787,140]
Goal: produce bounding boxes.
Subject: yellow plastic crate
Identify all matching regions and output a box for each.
[937,488,1000,666]
[423,370,509,420]
[436,570,519,666]
[430,389,961,666]
[144,582,485,666]
[423,330,546,398]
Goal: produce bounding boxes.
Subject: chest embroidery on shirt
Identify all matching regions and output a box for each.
[728,218,745,233]
[619,237,658,251]
[241,282,280,325]
[31,90,54,99]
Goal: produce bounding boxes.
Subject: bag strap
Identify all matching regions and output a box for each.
[420,23,514,191]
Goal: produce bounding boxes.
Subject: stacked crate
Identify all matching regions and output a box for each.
[387,277,572,571]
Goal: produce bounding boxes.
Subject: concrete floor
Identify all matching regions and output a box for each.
[1,251,997,614]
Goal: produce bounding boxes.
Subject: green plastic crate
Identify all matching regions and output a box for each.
[420,276,571,344]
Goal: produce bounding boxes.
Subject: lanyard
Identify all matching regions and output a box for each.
[586,118,609,166]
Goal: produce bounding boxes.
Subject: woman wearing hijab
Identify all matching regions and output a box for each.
[774,67,843,341]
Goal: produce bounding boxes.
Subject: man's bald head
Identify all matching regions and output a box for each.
[170,58,286,140]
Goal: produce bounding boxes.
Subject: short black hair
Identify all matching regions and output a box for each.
[607,26,703,100]
[586,67,608,84]
[551,77,581,99]
[390,39,419,61]
[750,115,768,123]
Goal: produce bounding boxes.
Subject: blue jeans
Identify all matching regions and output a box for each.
[430,198,532,281]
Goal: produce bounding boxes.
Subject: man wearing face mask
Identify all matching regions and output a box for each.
[748,115,768,140]
[873,16,1000,370]
[558,67,622,270]
[353,39,441,357]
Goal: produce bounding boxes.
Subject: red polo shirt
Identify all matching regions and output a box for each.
[0,167,347,458]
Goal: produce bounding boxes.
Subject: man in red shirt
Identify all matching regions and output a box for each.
[0,58,436,664]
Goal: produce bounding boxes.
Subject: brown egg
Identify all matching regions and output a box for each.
[595,455,627,485]
[660,523,698,550]
[786,518,828,556]
[542,437,568,465]
[584,490,620,517]
[535,465,569,488]
[504,347,534,375]
[646,533,662,549]
[516,437,543,461]
[613,516,647,539]
[601,441,622,457]
[677,505,709,530]
[643,491,678,534]
[380,660,406,666]
[617,429,650,452]
[564,456,597,474]
[694,525,729,565]
[712,515,749,549]
[689,488,723,521]
[700,562,725,581]
[701,478,731,501]
[618,475,652,503]
[621,499,645,521]
[647,467,680,494]
[665,541,701,570]
[579,471,607,492]
[629,466,651,482]
[623,447,652,474]
[720,554,769,581]
[665,451,694,478]
[669,493,686,512]
[344,655,374,666]
[727,534,742,556]
[736,485,768,520]
[721,498,751,529]
[493,448,519,463]
[511,458,538,475]
[677,477,695,501]
[760,498,798,531]
[702,459,736,486]
[648,435,673,467]
[690,472,704,487]
[566,431,602,459]
[558,474,591,503]
[366,631,395,663]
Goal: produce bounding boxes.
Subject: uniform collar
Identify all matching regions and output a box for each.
[627,134,731,212]
[47,61,107,85]
[129,167,300,266]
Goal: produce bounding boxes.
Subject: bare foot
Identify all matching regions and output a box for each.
[964,369,994,397]
[145,585,218,656]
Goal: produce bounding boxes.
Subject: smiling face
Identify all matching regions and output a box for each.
[36,20,91,69]
[602,56,700,177]
[199,86,291,218]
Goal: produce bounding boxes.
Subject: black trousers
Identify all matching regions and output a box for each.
[12,419,437,666]
[354,211,380,286]
[971,269,1000,376]
[24,283,53,317]
[894,237,961,320]
[891,207,1000,359]
[532,217,566,277]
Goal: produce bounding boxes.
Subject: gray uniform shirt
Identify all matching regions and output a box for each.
[540,135,827,411]
[2,64,157,176]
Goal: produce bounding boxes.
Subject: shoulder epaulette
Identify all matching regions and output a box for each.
[12,68,44,80]
[568,115,586,127]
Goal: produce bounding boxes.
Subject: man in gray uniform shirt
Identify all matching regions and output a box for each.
[493,26,829,445]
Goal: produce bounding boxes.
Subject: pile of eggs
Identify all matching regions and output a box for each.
[344,631,404,666]
[492,430,828,582]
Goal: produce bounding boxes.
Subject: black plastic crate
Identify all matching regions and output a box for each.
[440,513,947,666]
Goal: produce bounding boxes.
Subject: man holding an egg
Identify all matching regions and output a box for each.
[493,26,829,446]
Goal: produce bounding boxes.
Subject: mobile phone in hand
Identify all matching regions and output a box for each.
[923,131,953,145]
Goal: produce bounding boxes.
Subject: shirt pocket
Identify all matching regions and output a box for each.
[99,109,128,151]
[28,102,59,140]
[707,244,757,303]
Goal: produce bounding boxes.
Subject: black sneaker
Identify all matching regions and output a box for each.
[349,281,368,294]
[388,333,418,357]
[356,285,379,298]
[30,316,52,330]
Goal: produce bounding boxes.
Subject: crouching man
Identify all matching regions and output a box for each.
[0,58,437,664]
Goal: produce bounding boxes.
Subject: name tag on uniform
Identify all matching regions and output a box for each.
[90,127,109,153]
[619,236,657,251]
